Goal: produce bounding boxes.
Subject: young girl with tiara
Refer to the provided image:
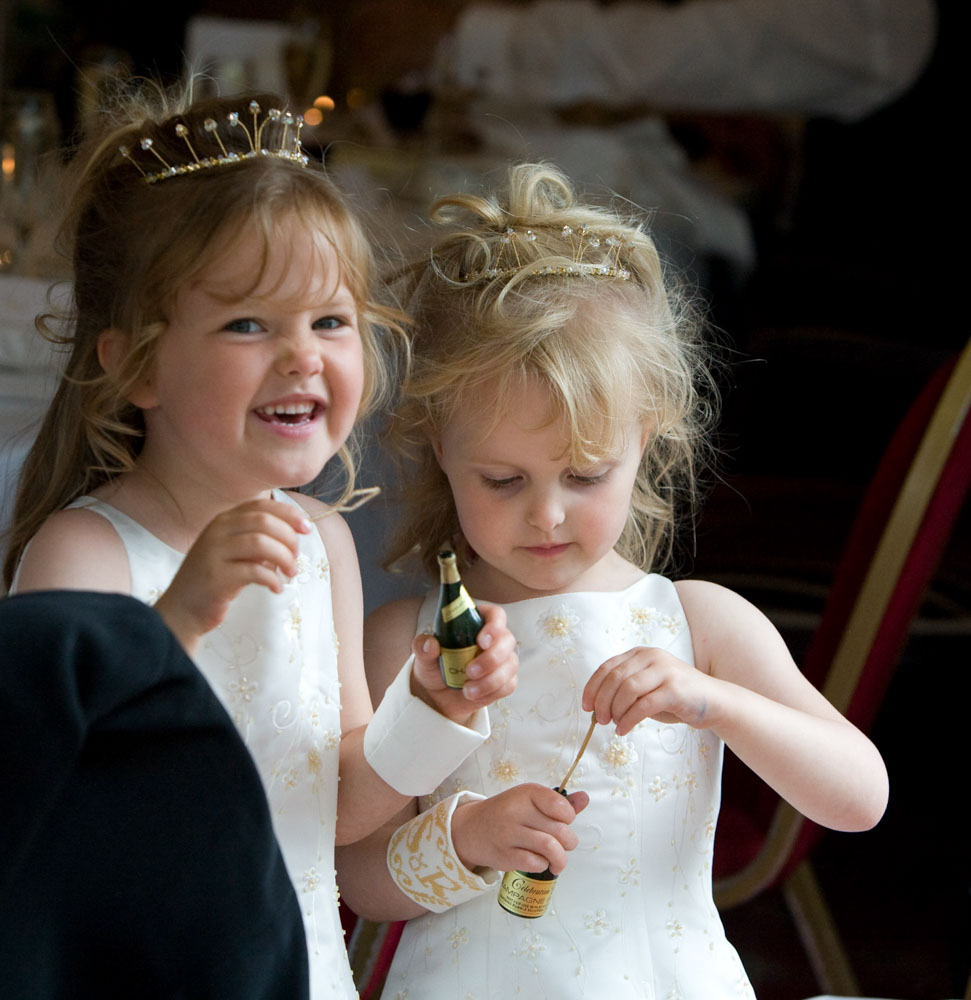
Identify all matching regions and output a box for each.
[2,90,518,998]
[344,163,889,998]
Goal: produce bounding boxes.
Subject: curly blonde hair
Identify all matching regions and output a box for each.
[384,163,715,580]
[3,83,406,588]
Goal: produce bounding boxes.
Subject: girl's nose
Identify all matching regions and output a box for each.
[526,489,566,533]
[277,330,323,378]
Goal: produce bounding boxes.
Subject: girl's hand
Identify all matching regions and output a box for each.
[583,646,712,735]
[154,498,312,653]
[451,784,589,876]
[410,601,519,724]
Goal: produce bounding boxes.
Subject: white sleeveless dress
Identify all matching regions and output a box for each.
[65,492,358,1000]
[382,574,754,1000]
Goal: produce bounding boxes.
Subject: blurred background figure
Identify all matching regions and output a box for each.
[335,0,936,286]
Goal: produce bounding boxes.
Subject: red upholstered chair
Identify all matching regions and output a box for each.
[712,338,971,994]
[344,911,405,1000]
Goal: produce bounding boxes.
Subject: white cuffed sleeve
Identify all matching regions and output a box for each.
[364,656,490,796]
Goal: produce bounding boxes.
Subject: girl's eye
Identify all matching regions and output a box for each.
[481,475,520,491]
[223,318,263,334]
[313,315,346,331]
[570,471,609,486]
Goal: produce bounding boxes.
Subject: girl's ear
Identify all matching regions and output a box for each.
[97,328,157,410]
[429,432,444,467]
[639,420,655,454]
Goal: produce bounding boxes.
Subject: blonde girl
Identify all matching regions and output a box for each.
[344,163,888,999]
[4,89,517,998]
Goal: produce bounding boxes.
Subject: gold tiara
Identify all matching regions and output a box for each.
[460,224,633,283]
[119,100,309,185]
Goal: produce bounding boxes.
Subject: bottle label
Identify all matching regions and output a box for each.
[441,587,475,623]
[497,870,557,918]
[439,645,477,689]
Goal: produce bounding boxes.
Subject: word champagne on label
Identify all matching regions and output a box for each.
[433,550,484,690]
[497,787,569,918]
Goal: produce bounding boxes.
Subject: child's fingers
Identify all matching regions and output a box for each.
[186,529,302,599]
[509,829,573,875]
[584,650,652,724]
[618,666,708,732]
[240,559,297,595]
[501,788,580,873]
[463,603,518,701]
[454,786,578,874]
[589,649,702,733]
[607,668,662,728]
[462,649,518,704]
[200,540,300,597]
[465,625,516,678]
[471,601,507,653]
[533,784,580,825]
[529,812,581,874]
[565,790,590,815]
[412,632,441,665]
[613,694,663,736]
[204,500,315,578]
[409,633,450,695]
[250,495,314,533]
[227,531,303,581]
[581,649,633,714]
[218,499,312,547]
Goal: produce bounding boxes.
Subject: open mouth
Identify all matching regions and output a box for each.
[254,401,322,426]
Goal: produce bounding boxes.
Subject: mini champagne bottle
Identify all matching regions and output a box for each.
[497,715,597,919]
[496,787,568,918]
[433,550,484,690]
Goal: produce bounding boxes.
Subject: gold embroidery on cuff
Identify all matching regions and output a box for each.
[387,794,492,912]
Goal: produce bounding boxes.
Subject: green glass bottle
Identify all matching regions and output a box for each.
[496,788,568,918]
[433,550,484,690]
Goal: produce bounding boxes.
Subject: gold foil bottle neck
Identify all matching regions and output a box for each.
[437,550,460,584]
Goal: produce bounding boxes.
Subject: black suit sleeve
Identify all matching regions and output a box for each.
[0,591,309,1000]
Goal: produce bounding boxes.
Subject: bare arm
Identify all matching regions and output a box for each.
[335,595,427,917]
[11,508,132,595]
[584,580,887,831]
[309,510,415,846]
[321,511,518,846]
[677,579,888,830]
[15,497,317,659]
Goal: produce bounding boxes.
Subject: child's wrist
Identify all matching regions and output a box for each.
[409,638,479,724]
[152,595,202,658]
[449,797,486,873]
[413,679,477,726]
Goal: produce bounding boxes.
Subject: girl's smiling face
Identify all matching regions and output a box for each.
[434,382,648,603]
[131,217,364,504]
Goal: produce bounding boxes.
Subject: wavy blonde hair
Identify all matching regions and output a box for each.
[385,163,715,579]
[3,83,407,587]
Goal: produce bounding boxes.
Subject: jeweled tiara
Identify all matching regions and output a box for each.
[460,224,633,283]
[119,100,309,185]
